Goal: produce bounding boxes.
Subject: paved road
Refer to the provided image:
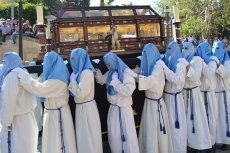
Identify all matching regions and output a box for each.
[37,136,229,153]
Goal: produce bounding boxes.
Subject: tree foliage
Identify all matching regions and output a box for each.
[42,0,90,15]
[0,2,47,25]
[156,0,230,38]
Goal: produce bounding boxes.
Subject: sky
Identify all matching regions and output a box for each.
[90,0,156,9]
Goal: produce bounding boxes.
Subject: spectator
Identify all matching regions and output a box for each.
[11,18,19,44]
[25,20,33,31]
[11,18,18,34]
[0,20,11,42]
[223,36,229,47]
[213,35,219,44]
[22,23,33,37]
[0,18,5,26]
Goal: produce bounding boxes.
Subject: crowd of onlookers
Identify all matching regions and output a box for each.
[182,35,230,51]
[0,17,35,45]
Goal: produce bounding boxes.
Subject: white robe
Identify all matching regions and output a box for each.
[215,60,230,144]
[182,56,211,149]
[18,72,77,153]
[68,70,103,153]
[138,63,174,153]
[163,61,187,153]
[96,69,140,153]
[30,73,43,131]
[0,69,38,153]
[200,60,218,145]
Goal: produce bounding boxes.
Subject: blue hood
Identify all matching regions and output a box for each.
[70,48,95,83]
[164,41,182,72]
[140,43,161,76]
[0,52,24,91]
[103,52,128,96]
[42,51,69,84]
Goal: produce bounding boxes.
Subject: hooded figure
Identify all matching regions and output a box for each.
[182,42,212,151]
[162,40,188,153]
[164,40,182,72]
[95,52,140,153]
[196,41,212,63]
[0,52,38,153]
[213,40,230,149]
[137,43,174,153]
[68,48,102,153]
[18,51,77,153]
[196,41,219,151]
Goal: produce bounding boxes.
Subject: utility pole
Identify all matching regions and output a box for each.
[164,6,171,44]
[172,5,181,44]
[11,0,14,21]
[18,0,23,60]
[205,7,212,38]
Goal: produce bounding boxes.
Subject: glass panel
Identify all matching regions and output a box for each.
[115,24,136,38]
[85,10,109,17]
[59,27,84,42]
[111,9,134,16]
[139,23,160,37]
[61,11,82,18]
[136,9,155,16]
[88,25,110,40]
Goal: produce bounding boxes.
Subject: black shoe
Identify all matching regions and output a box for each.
[220,144,230,151]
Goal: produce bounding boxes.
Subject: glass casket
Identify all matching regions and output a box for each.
[51,5,165,58]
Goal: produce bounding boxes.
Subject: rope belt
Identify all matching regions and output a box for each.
[45,106,65,153]
[75,99,94,104]
[145,96,166,134]
[164,90,182,129]
[7,126,12,153]
[216,91,230,137]
[184,86,198,134]
[201,91,209,125]
[118,107,125,153]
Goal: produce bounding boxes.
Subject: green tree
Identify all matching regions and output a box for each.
[100,0,114,6]
[100,0,104,6]
[211,0,230,37]
[156,0,230,38]
[42,0,90,15]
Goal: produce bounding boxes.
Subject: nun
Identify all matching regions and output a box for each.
[18,51,77,153]
[137,43,173,153]
[68,48,103,153]
[158,40,188,153]
[0,52,38,153]
[95,52,140,153]
[213,40,230,150]
[181,41,212,152]
[196,41,219,152]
